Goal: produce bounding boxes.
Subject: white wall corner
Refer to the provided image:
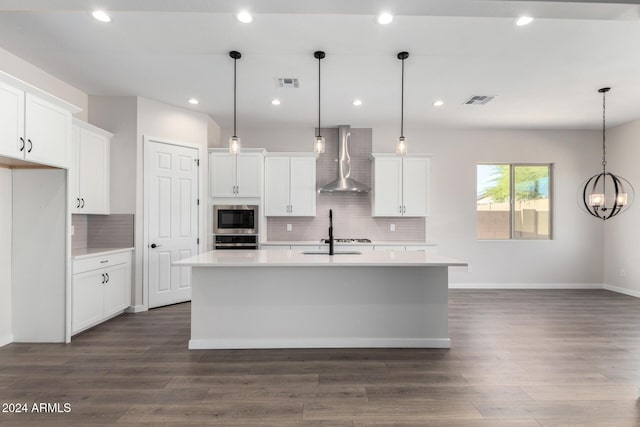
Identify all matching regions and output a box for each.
[603,284,640,299]
[0,334,13,348]
[449,283,604,290]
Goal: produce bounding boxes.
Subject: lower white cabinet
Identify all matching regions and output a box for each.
[72,250,131,335]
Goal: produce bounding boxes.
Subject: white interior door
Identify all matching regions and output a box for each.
[147,139,199,308]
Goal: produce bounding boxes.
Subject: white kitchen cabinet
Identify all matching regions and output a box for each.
[71,119,111,214]
[72,250,131,335]
[0,82,72,168]
[372,154,429,217]
[264,155,316,216]
[0,80,25,160]
[209,151,263,198]
[0,72,79,169]
[24,94,72,168]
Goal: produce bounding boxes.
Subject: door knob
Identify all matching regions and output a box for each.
[150,243,162,248]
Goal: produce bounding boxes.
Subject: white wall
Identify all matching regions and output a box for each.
[224,125,604,286]
[603,119,640,297]
[0,46,88,120]
[0,168,12,346]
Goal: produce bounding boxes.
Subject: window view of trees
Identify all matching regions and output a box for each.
[477,164,551,240]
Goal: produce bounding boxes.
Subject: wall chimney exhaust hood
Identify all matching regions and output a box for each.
[319,125,370,193]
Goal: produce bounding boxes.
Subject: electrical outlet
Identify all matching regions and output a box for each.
[390,224,396,232]
[467,264,472,273]
[70,225,75,236]
[620,268,627,277]
[286,224,292,231]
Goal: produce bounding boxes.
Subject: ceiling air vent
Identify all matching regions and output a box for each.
[464,95,495,105]
[275,78,300,88]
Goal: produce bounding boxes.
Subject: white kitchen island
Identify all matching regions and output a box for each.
[175,250,467,350]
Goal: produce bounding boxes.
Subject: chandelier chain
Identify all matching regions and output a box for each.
[602,89,606,172]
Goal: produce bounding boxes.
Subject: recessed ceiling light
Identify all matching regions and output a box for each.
[515,16,534,26]
[188,98,199,105]
[92,10,111,23]
[237,11,253,23]
[271,99,281,106]
[433,100,444,107]
[377,13,393,25]
[353,99,363,106]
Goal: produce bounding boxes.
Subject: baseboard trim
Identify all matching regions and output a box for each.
[604,284,640,298]
[189,338,451,350]
[125,305,147,313]
[449,283,604,290]
[0,334,13,348]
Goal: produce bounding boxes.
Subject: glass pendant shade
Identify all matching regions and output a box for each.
[229,136,241,155]
[314,136,325,154]
[396,136,407,156]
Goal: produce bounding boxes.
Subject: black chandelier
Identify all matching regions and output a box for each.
[581,87,634,220]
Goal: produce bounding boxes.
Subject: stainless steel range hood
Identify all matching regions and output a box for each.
[319,125,370,193]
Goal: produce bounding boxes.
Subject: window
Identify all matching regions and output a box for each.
[477,164,552,240]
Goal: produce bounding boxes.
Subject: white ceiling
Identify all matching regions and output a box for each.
[1,0,640,130]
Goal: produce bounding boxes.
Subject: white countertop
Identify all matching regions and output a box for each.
[175,249,466,268]
[72,247,134,259]
[261,241,436,246]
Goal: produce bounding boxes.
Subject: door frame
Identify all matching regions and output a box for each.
[143,135,203,310]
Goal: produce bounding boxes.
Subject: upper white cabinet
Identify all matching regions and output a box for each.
[209,150,263,198]
[372,154,429,217]
[0,74,79,168]
[264,154,316,216]
[0,80,25,160]
[71,119,112,214]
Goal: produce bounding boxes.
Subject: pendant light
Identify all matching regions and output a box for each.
[228,50,242,154]
[581,87,634,219]
[396,51,409,156]
[314,51,326,155]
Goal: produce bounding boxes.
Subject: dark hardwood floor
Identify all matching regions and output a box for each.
[1,289,639,426]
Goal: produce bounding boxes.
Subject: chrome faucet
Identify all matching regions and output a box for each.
[328,209,334,255]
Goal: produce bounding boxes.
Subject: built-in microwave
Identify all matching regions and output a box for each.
[213,205,259,235]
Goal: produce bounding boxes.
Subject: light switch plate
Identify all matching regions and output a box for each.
[287,224,292,231]
[390,224,396,232]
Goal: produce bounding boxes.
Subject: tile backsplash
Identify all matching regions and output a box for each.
[267,128,425,242]
[72,214,134,249]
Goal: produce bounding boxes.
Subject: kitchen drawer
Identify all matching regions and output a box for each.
[73,251,131,274]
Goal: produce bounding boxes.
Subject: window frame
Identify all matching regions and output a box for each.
[477,162,553,241]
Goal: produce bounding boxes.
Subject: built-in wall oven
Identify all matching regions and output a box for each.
[213,205,259,250]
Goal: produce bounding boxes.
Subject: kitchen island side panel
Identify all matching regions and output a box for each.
[189,266,449,349]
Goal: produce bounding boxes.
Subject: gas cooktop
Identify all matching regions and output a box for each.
[321,238,372,243]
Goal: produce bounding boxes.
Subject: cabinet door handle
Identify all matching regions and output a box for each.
[399,205,402,214]
[102,273,106,284]
[80,198,85,208]
[19,137,25,152]
[27,139,32,153]
[76,198,81,208]
[105,273,109,283]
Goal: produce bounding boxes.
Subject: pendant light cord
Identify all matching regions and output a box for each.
[400,57,405,138]
[233,56,237,138]
[318,55,321,138]
[602,90,607,174]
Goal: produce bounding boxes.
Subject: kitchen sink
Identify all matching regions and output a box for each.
[300,251,362,255]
